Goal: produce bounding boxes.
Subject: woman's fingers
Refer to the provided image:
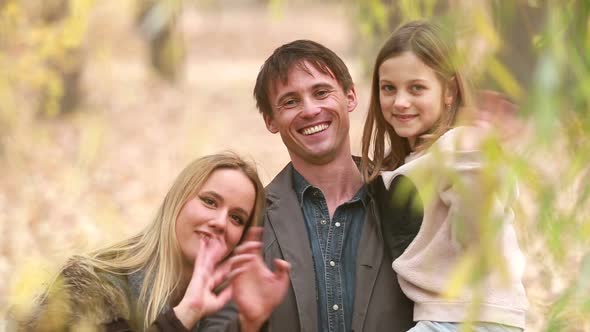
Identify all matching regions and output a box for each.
[195,238,224,273]
[212,284,233,309]
[211,262,231,289]
[233,241,263,255]
[273,259,291,273]
[243,226,263,242]
[228,253,258,269]
[273,259,291,282]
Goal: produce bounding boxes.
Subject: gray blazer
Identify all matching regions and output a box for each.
[200,163,414,332]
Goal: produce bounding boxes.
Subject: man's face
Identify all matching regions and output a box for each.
[264,61,357,166]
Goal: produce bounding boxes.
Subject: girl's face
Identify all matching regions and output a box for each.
[378,51,450,149]
[175,168,256,267]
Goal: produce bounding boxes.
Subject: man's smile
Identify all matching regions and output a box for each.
[300,122,330,136]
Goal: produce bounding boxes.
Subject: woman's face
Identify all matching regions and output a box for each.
[175,168,256,266]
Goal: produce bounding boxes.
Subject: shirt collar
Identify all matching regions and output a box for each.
[292,168,370,207]
[292,168,313,204]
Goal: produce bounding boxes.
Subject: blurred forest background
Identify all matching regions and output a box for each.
[1,0,589,331]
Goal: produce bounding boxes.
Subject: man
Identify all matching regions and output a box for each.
[202,40,414,332]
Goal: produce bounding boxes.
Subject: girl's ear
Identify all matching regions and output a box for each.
[444,76,458,107]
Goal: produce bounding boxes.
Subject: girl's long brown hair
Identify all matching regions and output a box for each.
[361,20,474,182]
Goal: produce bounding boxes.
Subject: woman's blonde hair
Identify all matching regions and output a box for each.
[78,152,265,329]
[361,20,474,181]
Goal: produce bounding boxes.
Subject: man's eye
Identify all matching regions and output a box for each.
[315,89,330,98]
[282,99,298,108]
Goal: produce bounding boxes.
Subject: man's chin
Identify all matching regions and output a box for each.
[290,148,339,166]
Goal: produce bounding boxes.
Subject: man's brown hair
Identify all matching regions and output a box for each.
[254,39,354,118]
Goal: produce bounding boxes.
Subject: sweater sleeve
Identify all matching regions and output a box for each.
[102,310,189,332]
[439,149,486,248]
[149,309,191,332]
[436,127,513,249]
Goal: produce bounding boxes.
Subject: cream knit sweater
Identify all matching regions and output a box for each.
[381,127,528,328]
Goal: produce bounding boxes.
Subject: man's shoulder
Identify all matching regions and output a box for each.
[265,163,294,198]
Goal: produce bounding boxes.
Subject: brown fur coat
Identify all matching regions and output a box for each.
[8,258,137,331]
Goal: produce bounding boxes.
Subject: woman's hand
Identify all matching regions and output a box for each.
[229,227,291,332]
[173,239,233,330]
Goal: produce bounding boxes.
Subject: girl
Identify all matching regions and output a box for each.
[361,21,527,331]
[10,153,290,331]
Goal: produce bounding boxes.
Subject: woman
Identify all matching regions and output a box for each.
[10,152,290,331]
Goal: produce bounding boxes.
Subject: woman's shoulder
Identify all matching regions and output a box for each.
[60,257,133,319]
[14,257,134,330]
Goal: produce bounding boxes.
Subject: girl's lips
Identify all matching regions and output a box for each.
[393,114,418,123]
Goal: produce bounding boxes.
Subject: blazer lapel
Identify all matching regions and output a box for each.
[266,165,318,332]
[352,199,383,331]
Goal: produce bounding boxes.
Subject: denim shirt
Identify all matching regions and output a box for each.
[292,170,367,332]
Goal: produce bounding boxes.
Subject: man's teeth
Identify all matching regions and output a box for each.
[302,124,329,136]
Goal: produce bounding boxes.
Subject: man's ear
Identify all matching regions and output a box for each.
[346,86,358,113]
[264,113,279,133]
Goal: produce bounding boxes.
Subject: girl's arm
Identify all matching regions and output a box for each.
[437,127,515,248]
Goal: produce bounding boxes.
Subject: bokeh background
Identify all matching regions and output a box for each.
[1,0,589,331]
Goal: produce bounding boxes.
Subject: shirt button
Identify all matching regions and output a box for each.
[320,219,327,225]
[335,222,341,227]
[333,304,339,311]
[329,260,336,267]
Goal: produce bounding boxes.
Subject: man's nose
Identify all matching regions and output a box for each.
[300,98,322,117]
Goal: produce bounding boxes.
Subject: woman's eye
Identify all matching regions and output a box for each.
[201,196,216,207]
[230,214,246,226]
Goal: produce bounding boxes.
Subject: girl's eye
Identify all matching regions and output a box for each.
[230,214,246,226]
[410,85,426,93]
[381,84,395,93]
